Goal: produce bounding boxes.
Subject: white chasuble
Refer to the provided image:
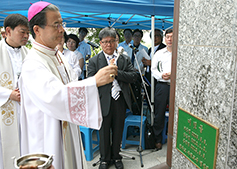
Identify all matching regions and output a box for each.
[0,40,28,169]
[19,42,102,169]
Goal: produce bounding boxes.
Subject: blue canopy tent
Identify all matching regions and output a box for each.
[0,0,174,30]
[0,0,174,125]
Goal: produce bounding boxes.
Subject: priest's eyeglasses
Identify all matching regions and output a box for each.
[46,22,66,30]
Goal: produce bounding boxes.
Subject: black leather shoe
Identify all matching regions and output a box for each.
[114,159,124,169]
[99,161,109,169]
[155,143,162,151]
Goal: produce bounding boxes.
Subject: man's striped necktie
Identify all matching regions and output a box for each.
[107,55,120,100]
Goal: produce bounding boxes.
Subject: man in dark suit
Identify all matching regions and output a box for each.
[142,29,166,100]
[88,27,137,169]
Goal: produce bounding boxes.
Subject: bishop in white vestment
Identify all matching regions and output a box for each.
[21,2,117,168]
[19,41,104,169]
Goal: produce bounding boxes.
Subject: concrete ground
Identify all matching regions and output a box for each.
[86,143,167,169]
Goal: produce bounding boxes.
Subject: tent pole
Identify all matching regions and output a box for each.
[125,14,135,24]
[150,15,155,126]
[110,14,123,27]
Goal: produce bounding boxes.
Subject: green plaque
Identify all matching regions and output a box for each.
[176,108,219,169]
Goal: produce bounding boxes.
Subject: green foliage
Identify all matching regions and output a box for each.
[86,28,102,44]
[90,46,102,57]
[65,27,79,36]
[25,40,32,49]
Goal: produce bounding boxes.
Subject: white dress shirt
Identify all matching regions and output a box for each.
[62,49,81,77]
[151,47,171,82]
[74,50,83,60]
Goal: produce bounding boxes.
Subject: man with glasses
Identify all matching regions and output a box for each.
[88,27,137,169]
[0,13,29,169]
[77,27,91,79]
[151,29,173,150]
[19,2,117,169]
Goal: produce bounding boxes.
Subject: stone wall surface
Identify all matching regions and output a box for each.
[172,0,237,168]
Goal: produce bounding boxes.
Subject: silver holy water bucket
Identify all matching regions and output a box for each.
[13,153,53,169]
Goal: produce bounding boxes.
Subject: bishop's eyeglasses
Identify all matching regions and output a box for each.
[46,22,66,30]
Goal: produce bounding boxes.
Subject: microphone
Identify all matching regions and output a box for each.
[129,44,139,52]
[87,41,99,48]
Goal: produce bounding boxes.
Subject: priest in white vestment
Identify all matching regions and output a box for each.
[0,14,29,169]
[19,2,117,169]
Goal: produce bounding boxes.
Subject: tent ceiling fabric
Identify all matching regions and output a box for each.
[0,0,174,30]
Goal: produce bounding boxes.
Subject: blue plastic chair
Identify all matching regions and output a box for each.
[80,126,100,161]
[125,109,133,117]
[122,115,146,149]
